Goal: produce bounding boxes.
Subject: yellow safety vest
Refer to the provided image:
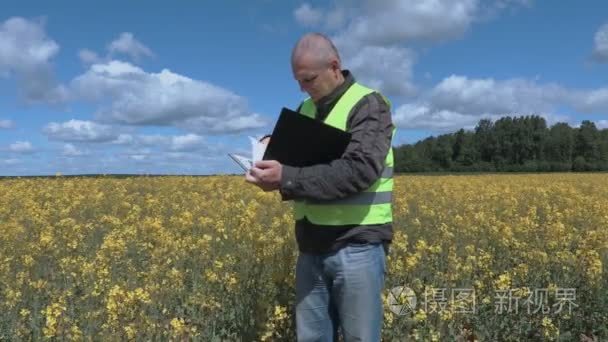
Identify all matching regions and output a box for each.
[293,82,394,225]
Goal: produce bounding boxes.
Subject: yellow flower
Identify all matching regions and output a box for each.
[494,273,511,290]
[170,317,186,333]
[1,173,606,339]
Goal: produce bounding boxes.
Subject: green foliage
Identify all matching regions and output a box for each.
[394,115,608,172]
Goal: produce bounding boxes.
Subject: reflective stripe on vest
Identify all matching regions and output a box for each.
[293,82,394,226]
[306,191,392,205]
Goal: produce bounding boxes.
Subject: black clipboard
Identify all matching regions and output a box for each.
[263,107,351,167]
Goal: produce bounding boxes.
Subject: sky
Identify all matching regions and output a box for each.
[1,0,607,176]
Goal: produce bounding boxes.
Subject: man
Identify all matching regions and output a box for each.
[246,32,394,341]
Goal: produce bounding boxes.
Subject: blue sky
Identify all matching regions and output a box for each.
[1,0,607,175]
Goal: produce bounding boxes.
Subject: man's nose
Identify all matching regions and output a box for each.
[299,82,311,93]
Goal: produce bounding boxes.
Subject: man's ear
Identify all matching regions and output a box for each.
[330,59,340,70]
[329,59,341,77]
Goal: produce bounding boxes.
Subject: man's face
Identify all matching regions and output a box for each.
[292,54,340,102]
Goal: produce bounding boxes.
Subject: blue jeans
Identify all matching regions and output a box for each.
[295,243,387,342]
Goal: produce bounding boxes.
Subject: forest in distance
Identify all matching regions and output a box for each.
[394,116,608,173]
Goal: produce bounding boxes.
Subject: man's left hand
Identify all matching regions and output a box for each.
[245,160,282,192]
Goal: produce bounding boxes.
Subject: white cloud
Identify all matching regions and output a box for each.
[294,3,323,27]
[352,0,531,45]
[78,33,149,67]
[393,102,567,133]
[0,17,58,72]
[475,0,533,21]
[293,3,349,30]
[340,45,417,97]
[170,133,205,151]
[78,49,100,64]
[291,0,605,132]
[107,32,153,61]
[9,141,34,154]
[43,119,118,142]
[2,158,20,165]
[425,75,608,123]
[113,133,206,152]
[72,61,144,101]
[393,103,485,131]
[343,0,478,46]
[292,1,532,99]
[0,119,13,129]
[130,154,146,161]
[62,143,88,157]
[392,75,579,132]
[126,147,152,155]
[112,134,134,145]
[295,0,487,46]
[429,75,564,115]
[0,17,68,104]
[71,60,268,134]
[569,87,608,113]
[295,0,478,98]
[592,23,608,63]
[178,114,268,134]
[596,120,608,129]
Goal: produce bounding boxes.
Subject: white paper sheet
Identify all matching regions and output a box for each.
[228,136,267,172]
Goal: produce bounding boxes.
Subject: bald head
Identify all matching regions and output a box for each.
[291,33,345,101]
[291,33,341,68]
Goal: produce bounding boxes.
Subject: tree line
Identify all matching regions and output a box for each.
[394,116,608,172]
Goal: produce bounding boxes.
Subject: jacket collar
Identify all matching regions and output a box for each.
[313,70,355,120]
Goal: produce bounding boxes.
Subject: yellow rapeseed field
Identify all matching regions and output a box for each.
[0,174,606,340]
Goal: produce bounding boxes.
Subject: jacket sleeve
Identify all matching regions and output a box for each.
[279,92,393,201]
